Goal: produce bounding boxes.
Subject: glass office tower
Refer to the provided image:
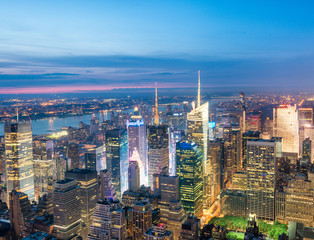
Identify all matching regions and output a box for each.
[176,141,203,218]
[5,121,35,201]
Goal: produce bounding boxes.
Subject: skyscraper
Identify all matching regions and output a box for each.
[179,216,200,240]
[208,140,222,204]
[105,128,128,197]
[131,200,153,239]
[129,160,140,192]
[5,121,35,201]
[126,107,148,186]
[147,124,169,187]
[98,169,118,201]
[144,223,174,240]
[158,174,186,239]
[67,142,80,170]
[85,149,97,171]
[273,104,299,155]
[176,141,203,218]
[33,159,54,200]
[65,169,98,237]
[9,190,35,238]
[53,179,81,239]
[246,139,276,221]
[186,71,210,209]
[87,198,126,240]
[302,138,311,163]
[299,107,313,127]
[246,111,263,132]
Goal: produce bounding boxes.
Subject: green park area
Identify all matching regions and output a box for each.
[209,215,288,240]
[226,231,245,240]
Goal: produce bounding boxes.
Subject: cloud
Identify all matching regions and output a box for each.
[0,54,314,93]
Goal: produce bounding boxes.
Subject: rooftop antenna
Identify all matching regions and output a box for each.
[154,82,159,125]
[197,70,201,108]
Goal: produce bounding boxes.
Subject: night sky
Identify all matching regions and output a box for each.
[1,0,314,94]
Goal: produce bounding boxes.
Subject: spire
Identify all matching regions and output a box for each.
[197,70,201,108]
[154,82,159,125]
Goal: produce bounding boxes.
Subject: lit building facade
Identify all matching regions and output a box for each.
[127,108,148,186]
[129,161,140,192]
[9,190,35,238]
[246,139,276,221]
[53,179,81,239]
[65,169,98,237]
[245,111,263,132]
[284,175,314,227]
[147,125,169,187]
[5,121,35,201]
[33,159,54,200]
[176,141,203,218]
[131,200,153,239]
[105,128,128,197]
[96,144,106,173]
[87,199,126,240]
[273,104,299,155]
[299,107,313,127]
[67,142,80,170]
[186,102,209,209]
[98,169,118,201]
[144,224,174,240]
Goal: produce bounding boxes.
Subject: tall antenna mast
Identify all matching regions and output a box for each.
[154,82,159,125]
[197,70,201,108]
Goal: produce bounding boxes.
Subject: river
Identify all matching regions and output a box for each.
[0,112,108,136]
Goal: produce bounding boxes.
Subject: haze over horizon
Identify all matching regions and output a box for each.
[1,0,314,94]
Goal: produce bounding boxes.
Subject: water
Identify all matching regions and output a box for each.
[0,112,106,136]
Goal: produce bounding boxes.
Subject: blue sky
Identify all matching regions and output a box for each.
[1,0,314,93]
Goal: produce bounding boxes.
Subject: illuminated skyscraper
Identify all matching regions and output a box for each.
[302,138,311,163]
[67,142,80,170]
[242,131,260,169]
[105,128,128,197]
[98,169,118,201]
[53,179,81,239]
[87,198,126,240]
[299,107,313,127]
[246,139,276,221]
[96,144,106,173]
[246,111,263,132]
[90,117,100,137]
[33,159,54,200]
[131,200,153,239]
[85,149,96,171]
[187,102,209,208]
[158,174,186,239]
[168,126,180,176]
[5,121,35,201]
[284,175,314,227]
[176,141,203,218]
[65,169,98,237]
[126,107,148,186]
[129,160,140,192]
[147,125,169,187]
[186,72,210,209]
[273,104,299,155]
[208,140,222,204]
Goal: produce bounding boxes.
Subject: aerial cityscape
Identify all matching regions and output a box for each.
[0,1,314,240]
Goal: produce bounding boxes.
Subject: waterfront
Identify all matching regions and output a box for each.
[0,113,103,136]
